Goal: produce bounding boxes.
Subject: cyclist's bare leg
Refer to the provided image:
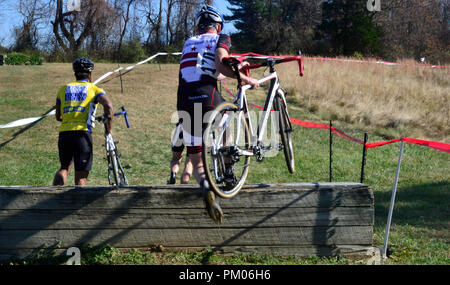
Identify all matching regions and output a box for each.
[189,151,223,224]
[168,151,183,184]
[180,155,193,184]
[170,151,183,174]
[188,152,205,184]
[75,171,89,186]
[52,164,73,186]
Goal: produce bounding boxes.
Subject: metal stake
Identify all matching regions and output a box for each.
[329,120,333,182]
[118,64,124,94]
[360,132,368,183]
[382,138,405,261]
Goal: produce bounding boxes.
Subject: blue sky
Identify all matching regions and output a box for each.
[0,1,22,46]
[215,0,237,34]
[0,0,236,48]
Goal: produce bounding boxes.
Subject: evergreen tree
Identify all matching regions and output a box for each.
[317,0,383,56]
[225,0,320,54]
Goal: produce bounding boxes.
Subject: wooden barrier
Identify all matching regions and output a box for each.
[0,183,374,262]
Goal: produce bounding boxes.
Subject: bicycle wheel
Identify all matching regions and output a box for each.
[109,150,121,186]
[109,148,129,186]
[203,102,251,198]
[115,149,129,186]
[274,95,295,173]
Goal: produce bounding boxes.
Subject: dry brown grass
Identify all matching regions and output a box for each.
[277,58,449,142]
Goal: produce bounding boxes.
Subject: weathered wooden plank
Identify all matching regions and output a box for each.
[0,207,373,229]
[0,226,373,250]
[0,183,374,261]
[0,183,373,210]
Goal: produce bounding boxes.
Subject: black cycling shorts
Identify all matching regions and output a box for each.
[177,81,226,154]
[171,120,185,153]
[58,131,93,172]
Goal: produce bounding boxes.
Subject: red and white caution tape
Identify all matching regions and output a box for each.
[232,52,449,69]
[221,79,449,153]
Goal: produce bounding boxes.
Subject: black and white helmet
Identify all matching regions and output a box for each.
[196,5,224,31]
[73,57,94,74]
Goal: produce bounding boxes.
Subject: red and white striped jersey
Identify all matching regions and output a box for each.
[179,32,231,84]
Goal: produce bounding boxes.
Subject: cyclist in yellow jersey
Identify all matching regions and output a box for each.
[53,58,114,186]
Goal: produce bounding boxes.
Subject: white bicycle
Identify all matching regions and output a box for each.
[95,106,130,186]
[202,53,304,198]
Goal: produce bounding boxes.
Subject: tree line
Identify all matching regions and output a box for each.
[227,0,449,64]
[1,0,449,64]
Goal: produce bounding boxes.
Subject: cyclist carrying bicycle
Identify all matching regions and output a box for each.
[176,5,259,224]
[53,57,114,186]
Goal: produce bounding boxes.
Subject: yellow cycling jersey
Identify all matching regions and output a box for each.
[56,79,105,133]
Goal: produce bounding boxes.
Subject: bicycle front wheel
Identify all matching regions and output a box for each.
[203,102,251,198]
[109,150,121,186]
[108,148,128,186]
[274,95,295,173]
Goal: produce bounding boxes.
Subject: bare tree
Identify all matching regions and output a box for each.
[114,0,137,56]
[15,0,41,51]
[139,0,164,49]
[51,0,113,58]
[374,0,447,63]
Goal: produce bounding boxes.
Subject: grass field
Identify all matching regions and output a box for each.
[0,61,448,265]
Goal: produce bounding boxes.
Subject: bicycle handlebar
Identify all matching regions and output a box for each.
[242,54,304,77]
[95,106,130,128]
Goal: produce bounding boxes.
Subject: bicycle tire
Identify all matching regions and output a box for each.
[109,150,121,186]
[115,150,129,186]
[274,95,295,173]
[203,102,251,198]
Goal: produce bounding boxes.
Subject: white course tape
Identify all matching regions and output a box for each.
[0,110,56,129]
[0,52,182,129]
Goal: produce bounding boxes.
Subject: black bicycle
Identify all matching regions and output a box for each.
[95,106,130,186]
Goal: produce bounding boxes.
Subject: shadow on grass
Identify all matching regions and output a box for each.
[374,180,449,228]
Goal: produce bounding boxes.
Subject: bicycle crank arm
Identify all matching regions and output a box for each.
[238,149,254,156]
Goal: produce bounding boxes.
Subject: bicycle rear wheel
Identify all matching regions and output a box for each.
[274,95,295,173]
[108,148,129,186]
[108,150,121,186]
[203,102,251,198]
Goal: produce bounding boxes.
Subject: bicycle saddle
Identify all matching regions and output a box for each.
[222,56,247,67]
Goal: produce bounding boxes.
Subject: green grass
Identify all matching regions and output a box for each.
[0,63,448,265]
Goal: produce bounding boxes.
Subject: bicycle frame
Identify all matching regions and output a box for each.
[216,55,303,157]
[236,71,290,148]
[215,71,291,159]
[96,106,130,186]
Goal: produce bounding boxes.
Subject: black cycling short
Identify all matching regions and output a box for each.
[58,131,93,172]
[171,120,185,153]
[177,81,226,154]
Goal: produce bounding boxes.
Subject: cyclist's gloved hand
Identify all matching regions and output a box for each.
[105,130,114,138]
[238,61,251,77]
[244,77,260,89]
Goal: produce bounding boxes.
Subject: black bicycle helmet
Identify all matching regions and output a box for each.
[73,57,94,74]
[196,5,224,31]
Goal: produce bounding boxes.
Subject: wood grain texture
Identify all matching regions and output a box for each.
[0,183,374,261]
